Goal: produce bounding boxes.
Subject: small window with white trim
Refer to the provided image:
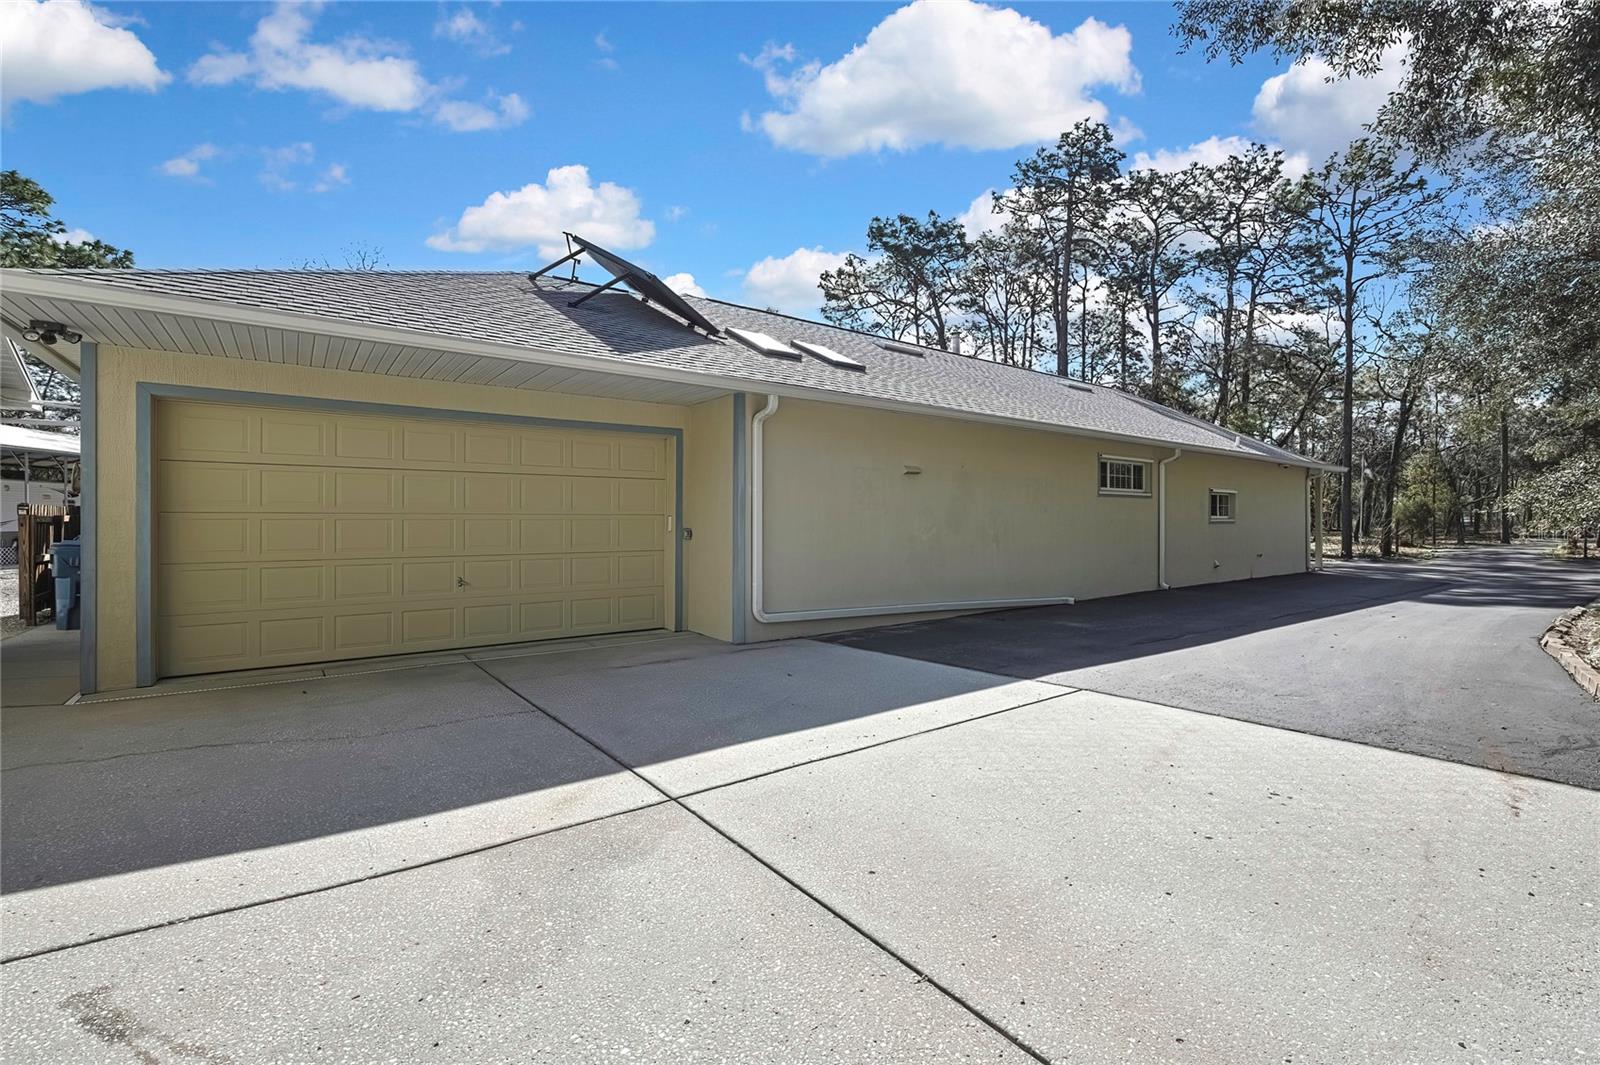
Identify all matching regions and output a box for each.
[1098,456,1151,496]
[1209,489,1237,522]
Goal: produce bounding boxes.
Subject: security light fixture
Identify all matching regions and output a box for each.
[21,321,81,346]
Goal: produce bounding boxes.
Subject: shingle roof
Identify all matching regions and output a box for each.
[9,268,1332,468]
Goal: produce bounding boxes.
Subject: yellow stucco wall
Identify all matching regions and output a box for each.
[92,347,719,690]
[743,396,1308,642]
[1163,450,1309,587]
[682,395,734,641]
[90,347,1312,686]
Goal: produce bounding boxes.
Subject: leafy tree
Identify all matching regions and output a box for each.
[1002,120,1124,376]
[959,225,1050,369]
[1114,166,1203,402]
[1173,0,1600,168]
[821,212,968,350]
[1,170,133,268]
[1304,140,1445,557]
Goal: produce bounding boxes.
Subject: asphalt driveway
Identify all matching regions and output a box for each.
[829,543,1600,789]
[4,595,1597,1062]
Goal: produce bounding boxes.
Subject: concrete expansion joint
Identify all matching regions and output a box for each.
[469,659,1056,1065]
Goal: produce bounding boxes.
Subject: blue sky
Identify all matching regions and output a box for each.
[1,1,1395,315]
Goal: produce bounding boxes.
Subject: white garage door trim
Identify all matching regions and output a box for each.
[134,384,684,686]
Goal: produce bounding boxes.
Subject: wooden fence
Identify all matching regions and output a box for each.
[15,503,79,626]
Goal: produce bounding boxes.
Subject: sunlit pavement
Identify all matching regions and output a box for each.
[3,586,1596,1063]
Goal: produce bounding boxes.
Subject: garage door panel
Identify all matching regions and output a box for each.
[159,462,253,511]
[332,470,394,510]
[156,399,671,677]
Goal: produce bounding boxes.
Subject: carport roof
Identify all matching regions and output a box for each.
[0,268,1340,470]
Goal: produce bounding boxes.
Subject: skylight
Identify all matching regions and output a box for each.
[793,340,866,371]
[727,327,801,359]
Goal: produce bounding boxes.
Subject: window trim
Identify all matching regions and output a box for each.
[1098,454,1152,497]
[1209,488,1238,523]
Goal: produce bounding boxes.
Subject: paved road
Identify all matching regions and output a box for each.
[829,543,1600,789]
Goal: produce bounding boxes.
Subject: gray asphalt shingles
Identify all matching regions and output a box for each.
[21,268,1324,466]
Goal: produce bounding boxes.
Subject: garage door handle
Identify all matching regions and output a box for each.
[456,577,468,588]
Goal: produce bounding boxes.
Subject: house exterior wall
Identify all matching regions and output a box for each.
[91,347,717,691]
[86,347,1311,689]
[743,396,1308,642]
[682,395,734,642]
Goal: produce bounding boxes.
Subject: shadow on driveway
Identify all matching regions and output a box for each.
[826,544,1600,789]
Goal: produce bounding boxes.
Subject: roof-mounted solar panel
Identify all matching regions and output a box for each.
[793,340,865,371]
[727,327,801,359]
[528,233,721,336]
[880,341,929,357]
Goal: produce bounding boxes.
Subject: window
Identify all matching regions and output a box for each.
[1209,490,1236,522]
[1098,457,1150,496]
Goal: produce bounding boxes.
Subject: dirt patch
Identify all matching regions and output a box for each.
[0,566,24,640]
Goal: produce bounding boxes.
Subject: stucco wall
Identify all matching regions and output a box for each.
[1163,451,1309,587]
[91,347,713,690]
[682,395,734,642]
[744,396,1308,642]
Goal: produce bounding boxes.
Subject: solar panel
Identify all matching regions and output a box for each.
[792,340,865,371]
[531,233,721,336]
[727,327,801,359]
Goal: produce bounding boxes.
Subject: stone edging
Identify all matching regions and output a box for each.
[1540,603,1600,700]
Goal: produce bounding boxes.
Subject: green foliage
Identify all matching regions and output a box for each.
[1,170,133,268]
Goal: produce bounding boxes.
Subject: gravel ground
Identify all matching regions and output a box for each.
[1,566,26,639]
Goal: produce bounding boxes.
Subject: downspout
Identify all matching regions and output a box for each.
[1158,448,1182,590]
[749,394,1075,624]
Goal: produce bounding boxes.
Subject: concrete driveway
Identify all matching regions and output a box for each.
[829,543,1600,789]
[4,618,1597,1061]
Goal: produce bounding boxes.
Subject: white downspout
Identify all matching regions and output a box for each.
[1158,448,1182,589]
[749,394,1075,624]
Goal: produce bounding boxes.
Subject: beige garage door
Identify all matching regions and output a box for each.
[155,399,671,677]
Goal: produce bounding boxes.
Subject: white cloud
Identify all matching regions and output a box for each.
[1252,46,1406,163]
[189,2,530,134]
[432,91,529,132]
[666,205,689,222]
[958,188,1009,239]
[188,1,430,111]
[311,162,349,193]
[52,226,94,245]
[663,273,706,298]
[158,142,221,180]
[259,141,316,191]
[742,246,851,315]
[1131,134,1311,178]
[748,0,1138,156]
[434,7,509,56]
[428,165,655,257]
[0,0,169,110]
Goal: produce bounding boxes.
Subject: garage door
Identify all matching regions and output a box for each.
[155,399,671,677]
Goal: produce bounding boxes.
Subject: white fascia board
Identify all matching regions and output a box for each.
[1,271,1341,472]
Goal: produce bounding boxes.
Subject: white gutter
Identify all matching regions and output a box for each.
[0,271,1342,473]
[1158,448,1183,589]
[749,394,1075,624]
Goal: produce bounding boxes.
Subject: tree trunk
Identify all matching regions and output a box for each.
[1499,407,1512,543]
[1339,258,1356,560]
[1379,390,1414,557]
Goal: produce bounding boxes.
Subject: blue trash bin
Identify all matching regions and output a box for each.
[50,539,82,631]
